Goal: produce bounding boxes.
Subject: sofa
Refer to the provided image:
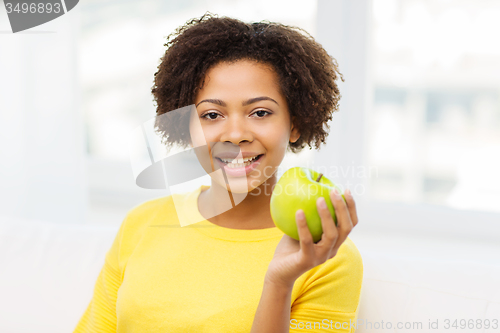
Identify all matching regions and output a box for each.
[1,216,499,333]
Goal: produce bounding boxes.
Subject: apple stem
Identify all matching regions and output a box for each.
[316,173,323,182]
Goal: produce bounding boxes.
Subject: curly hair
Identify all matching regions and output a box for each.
[151,13,343,153]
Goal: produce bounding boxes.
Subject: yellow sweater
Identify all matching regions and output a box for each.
[74,185,363,332]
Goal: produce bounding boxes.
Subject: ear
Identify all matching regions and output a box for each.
[289,118,300,144]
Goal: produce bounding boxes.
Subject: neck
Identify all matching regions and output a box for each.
[198,174,278,230]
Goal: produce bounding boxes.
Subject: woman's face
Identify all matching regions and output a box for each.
[189,59,300,194]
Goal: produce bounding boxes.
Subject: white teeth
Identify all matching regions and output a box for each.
[219,155,260,167]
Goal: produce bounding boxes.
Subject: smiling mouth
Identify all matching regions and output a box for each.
[215,154,264,168]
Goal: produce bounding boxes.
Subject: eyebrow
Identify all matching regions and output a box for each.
[195,96,279,108]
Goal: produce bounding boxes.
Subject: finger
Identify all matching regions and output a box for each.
[316,196,338,257]
[295,209,315,258]
[344,189,359,227]
[330,188,353,252]
[328,248,338,260]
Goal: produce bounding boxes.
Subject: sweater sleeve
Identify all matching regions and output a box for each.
[73,217,126,333]
[289,238,364,332]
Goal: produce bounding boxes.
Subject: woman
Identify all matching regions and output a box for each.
[74,13,362,333]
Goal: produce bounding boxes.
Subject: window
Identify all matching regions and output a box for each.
[368,0,500,213]
[313,0,499,241]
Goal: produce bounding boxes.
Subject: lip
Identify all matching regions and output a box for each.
[215,154,263,177]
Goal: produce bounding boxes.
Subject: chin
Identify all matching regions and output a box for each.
[212,176,264,195]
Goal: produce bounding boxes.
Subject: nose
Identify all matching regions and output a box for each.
[220,115,253,145]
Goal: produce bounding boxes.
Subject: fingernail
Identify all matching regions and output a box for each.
[346,188,351,196]
[297,210,305,219]
[318,197,326,209]
[333,188,340,197]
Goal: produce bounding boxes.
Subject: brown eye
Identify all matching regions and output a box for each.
[253,110,271,118]
[202,112,220,120]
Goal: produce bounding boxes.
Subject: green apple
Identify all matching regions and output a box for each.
[270,167,345,243]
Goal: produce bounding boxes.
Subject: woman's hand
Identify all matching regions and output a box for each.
[265,188,359,289]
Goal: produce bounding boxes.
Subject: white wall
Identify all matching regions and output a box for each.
[0,7,87,224]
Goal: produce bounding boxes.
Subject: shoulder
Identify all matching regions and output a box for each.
[297,237,363,291]
[124,195,172,228]
[314,237,363,280]
[126,195,174,221]
[116,195,176,255]
[121,186,202,234]
[298,236,363,283]
[335,237,363,270]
